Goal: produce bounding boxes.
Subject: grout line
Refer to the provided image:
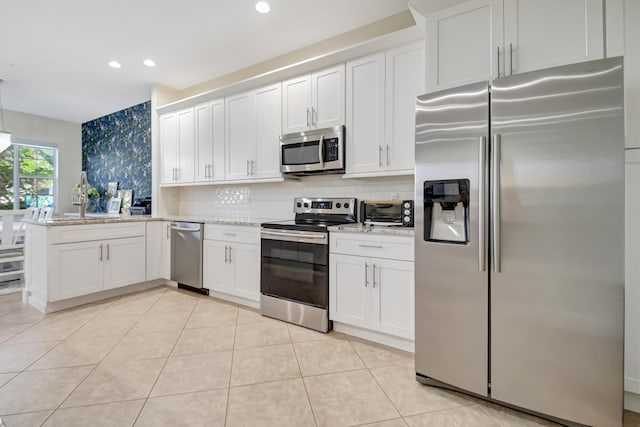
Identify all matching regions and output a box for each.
[131,290,198,426]
[223,303,239,426]
[288,326,319,427]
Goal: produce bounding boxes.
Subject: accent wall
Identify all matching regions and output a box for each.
[81,101,151,203]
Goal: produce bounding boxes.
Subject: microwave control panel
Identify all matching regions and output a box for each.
[323,138,340,162]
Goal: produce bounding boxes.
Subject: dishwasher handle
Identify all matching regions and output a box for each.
[171,226,200,232]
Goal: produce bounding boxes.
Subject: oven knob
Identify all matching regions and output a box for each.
[297,202,302,208]
[336,203,341,208]
[303,202,309,208]
[343,203,349,209]
[404,216,411,223]
[404,202,411,208]
[404,209,411,215]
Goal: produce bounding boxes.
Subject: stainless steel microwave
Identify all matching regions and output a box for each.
[280,126,344,175]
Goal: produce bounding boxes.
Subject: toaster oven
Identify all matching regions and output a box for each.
[360,200,414,227]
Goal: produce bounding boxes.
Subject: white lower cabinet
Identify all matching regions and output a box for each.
[202,225,260,304]
[329,232,415,342]
[147,221,172,281]
[50,235,146,301]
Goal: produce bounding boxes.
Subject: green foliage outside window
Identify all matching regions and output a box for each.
[0,144,56,210]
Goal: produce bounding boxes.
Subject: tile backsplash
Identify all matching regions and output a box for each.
[174,174,414,219]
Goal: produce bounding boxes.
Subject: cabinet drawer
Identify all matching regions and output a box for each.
[204,224,259,244]
[49,222,146,244]
[330,232,414,261]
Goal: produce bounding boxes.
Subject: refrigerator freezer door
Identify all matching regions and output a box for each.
[490,58,624,426]
[415,81,490,396]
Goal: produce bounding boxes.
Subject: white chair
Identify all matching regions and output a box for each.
[39,206,53,220]
[0,210,27,295]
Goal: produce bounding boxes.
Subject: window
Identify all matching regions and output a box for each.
[0,143,58,210]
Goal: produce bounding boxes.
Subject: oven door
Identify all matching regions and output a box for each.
[260,230,329,309]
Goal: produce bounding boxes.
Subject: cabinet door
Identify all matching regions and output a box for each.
[161,221,172,280]
[385,41,424,173]
[312,65,345,129]
[345,53,386,175]
[282,75,311,133]
[194,102,212,182]
[103,237,146,290]
[211,98,226,181]
[426,0,502,91]
[254,83,282,179]
[225,91,255,180]
[230,243,260,302]
[203,239,234,292]
[145,221,162,281]
[503,0,603,75]
[329,254,369,328]
[370,258,414,339]
[160,112,178,184]
[49,241,104,301]
[176,108,195,183]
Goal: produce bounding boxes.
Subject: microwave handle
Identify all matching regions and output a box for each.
[318,134,325,168]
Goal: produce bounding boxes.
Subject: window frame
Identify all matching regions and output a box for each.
[5,139,59,210]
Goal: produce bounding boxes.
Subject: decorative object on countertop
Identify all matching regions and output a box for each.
[107,197,121,214]
[117,190,133,209]
[106,182,118,199]
[81,101,151,202]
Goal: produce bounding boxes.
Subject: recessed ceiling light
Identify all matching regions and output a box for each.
[143,59,156,68]
[108,61,122,69]
[255,1,270,14]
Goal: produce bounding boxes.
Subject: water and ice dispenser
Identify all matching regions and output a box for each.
[423,179,470,244]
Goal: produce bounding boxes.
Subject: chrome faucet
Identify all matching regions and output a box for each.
[72,171,88,219]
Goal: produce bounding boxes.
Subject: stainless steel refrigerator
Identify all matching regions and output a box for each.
[414,57,624,426]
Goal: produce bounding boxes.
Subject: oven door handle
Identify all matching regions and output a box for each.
[261,230,328,244]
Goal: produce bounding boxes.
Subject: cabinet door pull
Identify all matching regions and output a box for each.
[312,107,317,125]
[496,46,501,77]
[364,262,369,287]
[175,168,179,180]
[386,144,390,166]
[246,160,250,176]
[306,108,311,127]
[228,246,232,263]
[509,42,513,75]
[166,224,170,239]
[372,263,377,288]
[224,245,228,263]
[106,244,110,261]
[250,160,255,175]
[378,146,382,167]
[358,244,383,249]
[223,232,237,237]
[99,244,103,261]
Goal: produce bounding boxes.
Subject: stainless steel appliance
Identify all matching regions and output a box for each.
[360,200,414,227]
[414,57,624,427]
[170,221,206,294]
[280,126,344,175]
[261,197,357,331]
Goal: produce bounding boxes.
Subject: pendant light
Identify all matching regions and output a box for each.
[0,79,12,153]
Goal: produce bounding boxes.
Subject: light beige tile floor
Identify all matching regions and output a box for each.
[0,288,637,427]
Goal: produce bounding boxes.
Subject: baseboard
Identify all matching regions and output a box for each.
[207,289,259,310]
[625,391,640,412]
[333,322,414,352]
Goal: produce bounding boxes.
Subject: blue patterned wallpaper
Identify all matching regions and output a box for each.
[81,101,151,204]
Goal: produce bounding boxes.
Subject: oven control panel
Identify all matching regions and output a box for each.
[294,197,356,216]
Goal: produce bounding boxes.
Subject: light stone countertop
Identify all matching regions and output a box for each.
[328,223,414,236]
[27,214,287,227]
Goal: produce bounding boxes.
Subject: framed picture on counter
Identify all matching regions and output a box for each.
[117,190,133,209]
[107,197,121,214]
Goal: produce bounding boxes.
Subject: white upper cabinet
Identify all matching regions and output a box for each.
[225,83,282,181]
[282,64,345,134]
[503,0,603,75]
[195,99,225,183]
[160,108,195,185]
[346,41,424,177]
[425,0,604,91]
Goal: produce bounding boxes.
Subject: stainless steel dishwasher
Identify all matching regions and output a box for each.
[170,222,207,294]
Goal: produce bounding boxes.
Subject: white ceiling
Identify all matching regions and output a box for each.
[0,0,410,124]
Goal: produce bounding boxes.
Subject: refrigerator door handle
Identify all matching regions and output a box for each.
[479,136,487,272]
[492,134,502,273]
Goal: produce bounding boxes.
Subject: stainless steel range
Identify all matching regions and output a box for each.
[260,197,357,332]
